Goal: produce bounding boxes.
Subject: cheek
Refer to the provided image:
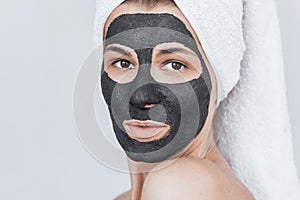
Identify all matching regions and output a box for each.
[101,71,115,105]
[105,67,139,84]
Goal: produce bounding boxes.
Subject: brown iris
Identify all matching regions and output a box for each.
[171,62,184,70]
[120,60,131,68]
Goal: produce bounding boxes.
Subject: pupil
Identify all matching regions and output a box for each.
[172,62,182,70]
[121,60,130,68]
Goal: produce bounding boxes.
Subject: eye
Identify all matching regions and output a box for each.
[112,60,135,69]
[162,61,186,71]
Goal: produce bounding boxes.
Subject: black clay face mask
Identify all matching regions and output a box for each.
[101,14,212,163]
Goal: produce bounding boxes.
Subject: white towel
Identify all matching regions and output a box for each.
[94,0,300,199]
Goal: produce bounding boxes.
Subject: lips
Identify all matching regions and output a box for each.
[123,120,170,142]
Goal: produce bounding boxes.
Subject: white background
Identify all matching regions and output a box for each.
[0,0,298,199]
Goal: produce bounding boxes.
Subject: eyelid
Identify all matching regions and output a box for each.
[155,51,194,67]
[112,59,136,69]
[161,60,187,68]
[108,55,137,66]
[156,48,197,58]
[104,45,134,58]
[160,60,187,71]
[104,47,138,66]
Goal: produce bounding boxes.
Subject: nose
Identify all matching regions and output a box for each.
[129,84,160,109]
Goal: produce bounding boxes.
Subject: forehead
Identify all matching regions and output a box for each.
[103,3,197,40]
[105,13,192,39]
[104,13,200,53]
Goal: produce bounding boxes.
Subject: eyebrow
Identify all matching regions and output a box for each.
[104,46,133,57]
[156,47,196,57]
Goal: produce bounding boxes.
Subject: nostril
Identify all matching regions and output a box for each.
[129,101,160,109]
[144,103,155,109]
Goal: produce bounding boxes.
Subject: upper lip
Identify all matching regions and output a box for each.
[123,120,167,127]
[123,119,170,141]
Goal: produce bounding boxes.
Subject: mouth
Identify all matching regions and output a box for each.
[123,120,170,142]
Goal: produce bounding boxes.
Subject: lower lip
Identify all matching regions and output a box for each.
[125,124,168,140]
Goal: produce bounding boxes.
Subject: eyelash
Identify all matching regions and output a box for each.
[110,59,188,71]
[161,61,188,71]
[111,59,135,69]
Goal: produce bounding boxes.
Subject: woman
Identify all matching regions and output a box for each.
[99,0,255,199]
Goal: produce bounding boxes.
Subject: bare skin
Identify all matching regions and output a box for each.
[103,1,256,200]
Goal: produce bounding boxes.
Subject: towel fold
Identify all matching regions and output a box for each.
[214,0,300,199]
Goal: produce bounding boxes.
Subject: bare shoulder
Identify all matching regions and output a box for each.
[114,190,131,200]
[142,157,255,200]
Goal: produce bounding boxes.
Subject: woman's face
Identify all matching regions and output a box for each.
[101,2,217,163]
